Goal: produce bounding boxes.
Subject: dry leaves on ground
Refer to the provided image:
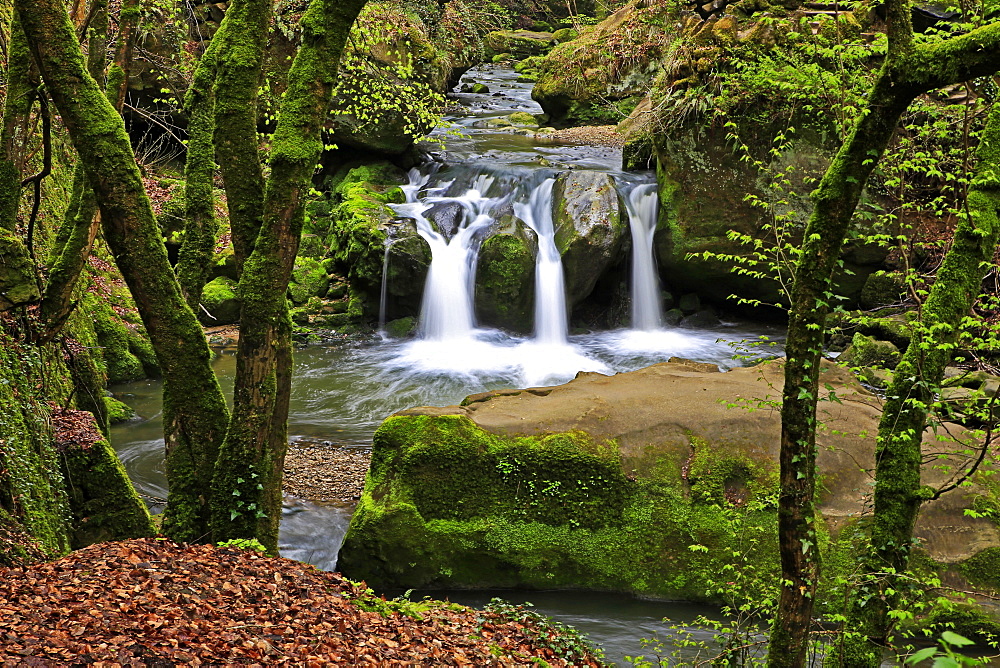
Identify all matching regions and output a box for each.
[0,538,604,667]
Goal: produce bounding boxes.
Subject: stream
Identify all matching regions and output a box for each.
[110,65,785,665]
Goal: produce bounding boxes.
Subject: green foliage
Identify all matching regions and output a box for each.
[216,537,267,552]
[480,598,606,663]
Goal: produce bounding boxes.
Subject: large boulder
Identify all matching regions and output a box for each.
[328,4,452,155]
[486,30,555,58]
[646,118,884,311]
[383,219,433,321]
[551,171,627,309]
[339,359,1000,599]
[475,224,538,334]
[531,2,669,126]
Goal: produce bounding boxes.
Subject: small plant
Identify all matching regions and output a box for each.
[215,537,266,552]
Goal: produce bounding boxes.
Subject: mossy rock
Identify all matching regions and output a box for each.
[328,3,453,155]
[506,111,540,127]
[839,333,901,370]
[382,220,432,321]
[551,171,627,308]
[471,83,490,94]
[0,227,40,309]
[199,276,240,326]
[486,30,555,58]
[339,359,1000,601]
[288,257,329,306]
[860,271,907,310]
[553,27,579,43]
[384,316,417,338]
[103,397,135,424]
[475,231,536,334]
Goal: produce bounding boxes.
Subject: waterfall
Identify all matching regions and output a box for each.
[624,183,663,331]
[390,169,495,342]
[377,237,392,333]
[514,178,568,345]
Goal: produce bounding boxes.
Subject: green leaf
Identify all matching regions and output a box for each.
[905,647,937,664]
[940,631,975,647]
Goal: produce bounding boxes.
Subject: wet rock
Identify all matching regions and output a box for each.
[475,225,538,334]
[551,171,626,308]
[679,308,720,328]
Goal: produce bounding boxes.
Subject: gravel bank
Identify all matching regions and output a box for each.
[283,440,371,503]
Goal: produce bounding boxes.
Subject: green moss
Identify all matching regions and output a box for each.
[384,316,416,338]
[839,332,901,370]
[475,234,534,334]
[288,256,329,305]
[60,433,155,548]
[0,227,41,308]
[200,276,241,325]
[486,30,554,58]
[0,327,72,563]
[339,414,780,600]
[103,397,135,424]
[959,547,1000,592]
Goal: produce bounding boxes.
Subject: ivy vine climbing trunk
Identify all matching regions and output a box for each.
[767,2,1000,664]
[210,0,368,552]
[15,0,231,544]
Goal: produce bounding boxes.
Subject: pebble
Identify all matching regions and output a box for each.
[283,441,371,503]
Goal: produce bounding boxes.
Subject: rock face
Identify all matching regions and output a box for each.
[551,171,627,309]
[648,120,884,310]
[339,359,1000,599]
[486,30,555,58]
[531,3,668,126]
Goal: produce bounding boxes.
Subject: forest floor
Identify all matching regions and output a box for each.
[0,539,605,666]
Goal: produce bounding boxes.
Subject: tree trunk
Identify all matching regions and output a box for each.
[211,0,270,276]
[176,48,219,311]
[210,0,367,551]
[16,0,231,544]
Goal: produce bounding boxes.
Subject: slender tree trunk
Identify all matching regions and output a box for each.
[15,0,231,544]
[38,0,108,335]
[176,47,219,311]
[107,0,138,113]
[211,0,270,275]
[839,100,1000,664]
[210,0,367,551]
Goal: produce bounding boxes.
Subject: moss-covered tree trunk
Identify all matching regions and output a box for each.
[211,0,270,276]
[768,4,1000,664]
[15,0,231,544]
[38,0,108,335]
[176,48,219,311]
[210,0,367,552]
[838,100,1000,666]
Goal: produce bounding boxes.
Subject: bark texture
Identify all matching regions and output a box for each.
[16,0,231,544]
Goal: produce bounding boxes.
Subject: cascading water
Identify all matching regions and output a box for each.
[513,178,568,345]
[391,169,498,341]
[624,183,663,331]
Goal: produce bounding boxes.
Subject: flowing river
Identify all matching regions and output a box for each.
[111,65,784,665]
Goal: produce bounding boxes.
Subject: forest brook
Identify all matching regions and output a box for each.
[3,0,1000,665]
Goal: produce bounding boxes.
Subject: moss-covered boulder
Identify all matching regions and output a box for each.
[340,359,1000,598]
[551,171,626,308]
[324,162,421,319]
[383,220,432,321]
[486,30,555,58]
[839,332,901,370]
[475,227,537,334]
[0,228,40,310]
[199,276,240,326]
[288,257,330,306]
[531,3,669,126]
[329,3,452,156]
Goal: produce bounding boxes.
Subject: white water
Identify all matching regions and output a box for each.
[624,183,664,331]
[513,178,568,345]
[392,169,495,341]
